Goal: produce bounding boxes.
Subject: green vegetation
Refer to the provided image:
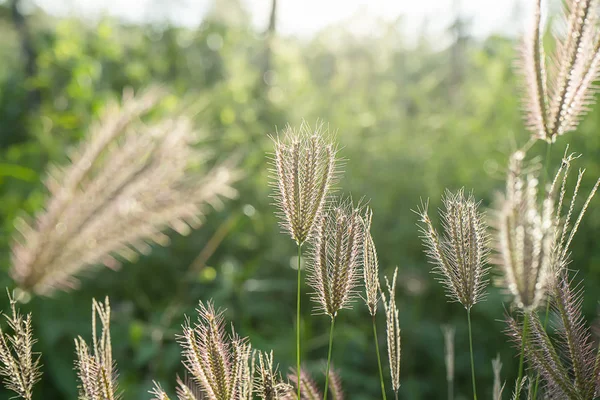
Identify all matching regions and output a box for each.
[1,0,600,399]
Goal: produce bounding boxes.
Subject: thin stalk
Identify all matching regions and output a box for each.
[516,312,530,399]
[448,379,453,400]
[372,316,387,400]
[394,391,398,400]
[533,142,552,400]
[467,309,478,400]
[323,316,336,400]
[297,244,302,400]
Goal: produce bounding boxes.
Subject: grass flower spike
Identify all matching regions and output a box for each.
[496,151,555,311]
[74,297,119,400]
[307,199,363,318]
[0,292,41,400]
[381,268,401,400]
[362,208,380,317]
[10,88,238,295]
[520,0,600,142]
[178,301,252,400]
[418,189,490,310]
[270,121,338,246]
[255,351,292,400]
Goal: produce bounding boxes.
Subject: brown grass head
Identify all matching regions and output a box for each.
[520,0,600,142]
[270,121,339,246]
[381,267,401,395]
[178,301,252,400]
[74,297,120,400]
[307,198,363,318]
[10,87,238,295]
[0,291,42,400]
[361,207,380,316]
[417,189,490,310]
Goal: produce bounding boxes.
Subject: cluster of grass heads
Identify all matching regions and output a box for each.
[2,0,600,399]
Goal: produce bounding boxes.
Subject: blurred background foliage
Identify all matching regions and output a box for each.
[0,0,599,399]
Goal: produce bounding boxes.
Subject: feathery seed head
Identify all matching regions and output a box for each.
[496,154,554,311]
[286,367,344,400]
[307,198,363,317]
[270,121,339,245]
[381,268,401,394]
[417,189,490,310]
[496,149,599,310]
[520,0,600,143]
[74,297,120,400]
[10,88,238,295]
[506,273,600,399]
[0,291,42,400]
[255,351,292,400]
[362,207,380,316]
[178,301,252,400]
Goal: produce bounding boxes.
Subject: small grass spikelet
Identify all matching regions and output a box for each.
[417,189,490,310]
[0,292,42,400]
[74,297,120,400]
[362,207,380,316]
[270,121,339,245]
[381,267,401,396]
[307,198,363,317]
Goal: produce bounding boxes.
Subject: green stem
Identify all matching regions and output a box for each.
[516,312,530,398]
[297,244,302,400]
[467,309,477,400]
[372,316,387,400]
[394,392,398,400]
[323,316,336,400]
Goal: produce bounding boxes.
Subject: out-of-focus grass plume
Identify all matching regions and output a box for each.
[10,88,238,295]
